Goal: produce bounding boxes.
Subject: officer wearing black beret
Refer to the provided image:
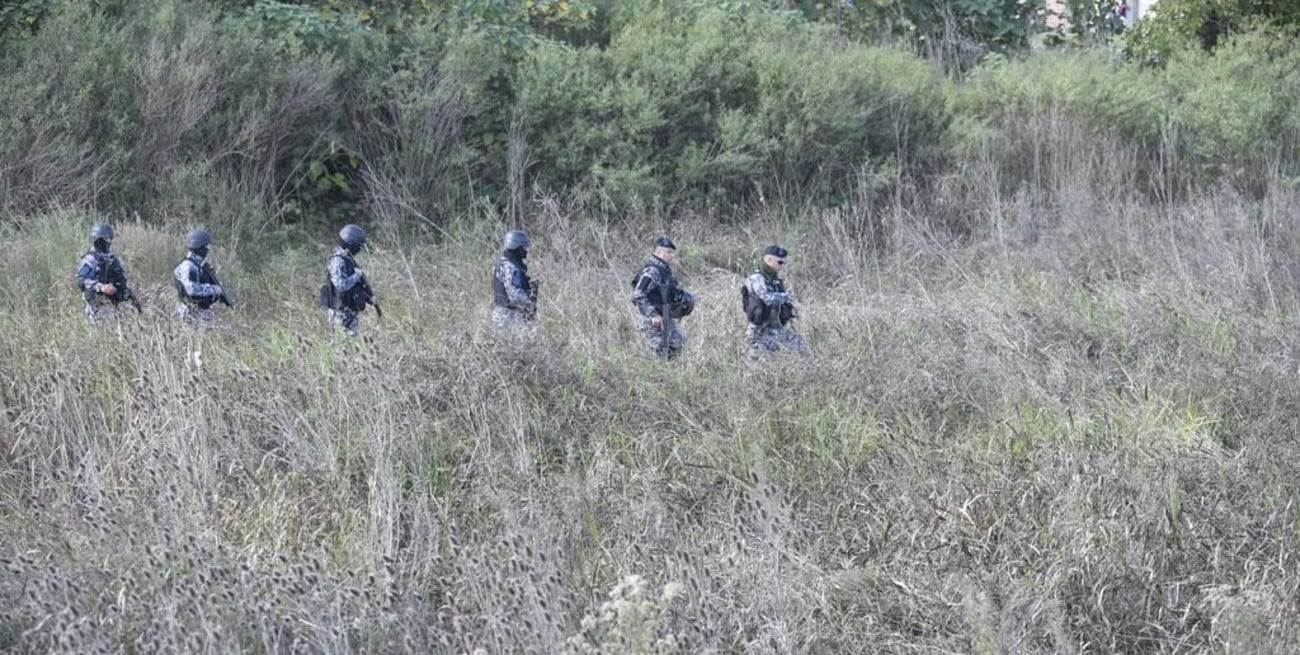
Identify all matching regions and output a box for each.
[742,245,808,358]
[631,236,695,359]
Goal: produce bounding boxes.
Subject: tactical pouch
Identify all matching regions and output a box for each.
[318,281,337,309]
[673,290,695,318]
[340,284,370,312]
[741,286,766,325]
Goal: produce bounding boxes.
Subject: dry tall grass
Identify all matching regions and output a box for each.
[3,145,1300,654]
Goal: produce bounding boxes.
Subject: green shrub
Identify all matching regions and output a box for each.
[954,51,1166,194]
[1160,27,1300,191]
[345,27,501,226]
[1125,0,1300,63]
[749,26,951,203]
[514,7,951,211]
[0,2,135,214]
[0,0,57,42]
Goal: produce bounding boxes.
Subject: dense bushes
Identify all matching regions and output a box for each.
[1158,29,1300,193]
[951,33,1300,203]
[512,7,954,210]
[952,51,1166,197]
[0,3,134,212]
[0,0,1296,231]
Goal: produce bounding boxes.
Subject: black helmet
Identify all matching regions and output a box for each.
[339,224,366,247]
[502,229,530,250]
[186,229,212,250]
[90,222,115,241]
[676,290,695,318]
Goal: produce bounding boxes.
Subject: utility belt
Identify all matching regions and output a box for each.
[175,279,216,309]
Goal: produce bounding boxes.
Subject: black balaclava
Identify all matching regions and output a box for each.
[342,240,362,256]
[93,238,112,253]
[191,246,209,260]
[507,247,528,261]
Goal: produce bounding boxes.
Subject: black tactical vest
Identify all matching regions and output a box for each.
[174,255,219,308]
[83,251,129,304]
[331,252,370,312]
[492,253,531,308]
[745,270,788,327]
[634,258,679,310]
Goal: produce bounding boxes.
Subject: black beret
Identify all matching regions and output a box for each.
[763,245,788,258]
[654,235,677,249]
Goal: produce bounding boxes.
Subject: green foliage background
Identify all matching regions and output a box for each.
[1,0,1294,237]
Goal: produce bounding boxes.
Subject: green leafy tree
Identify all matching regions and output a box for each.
[788,0,1045,69]
[1126,0,1300,64]
[0,0,59,39]
[1056,0,1130,43]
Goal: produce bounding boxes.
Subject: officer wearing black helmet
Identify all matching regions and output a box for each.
[743,245,808,358]
[75,221,137,322]
[322,224,372,336]
[631,236,695,359]
[491,229,538,333]
[173,229,229,328]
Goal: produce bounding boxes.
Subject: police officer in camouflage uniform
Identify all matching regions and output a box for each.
[491,229,538,333]
[743,245,808,358]
[75,221,138,322]
[632,236,695,359]
[173,229,229,328]
[323,224,372,337]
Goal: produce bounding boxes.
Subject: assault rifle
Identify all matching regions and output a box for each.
[358,275,382,318]
[203,263,234,308]
[123,287,143,312]
[659,282,675,358]
[111,285,143,312]
[104,255,142,312]
[83,284,141,312]
[526,279,540,320]
[84,254,141,312]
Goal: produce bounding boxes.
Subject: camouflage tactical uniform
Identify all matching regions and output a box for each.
[745,268,808,358]
[492,251,536,333]
[327,248,364,336]
[632,256,686,358]
[76,250,130,323]
[173,254,224,328]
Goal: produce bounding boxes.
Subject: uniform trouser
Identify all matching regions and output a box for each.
[176,303,215,328]
[747,324,808,357]
[492,307,535,335]
[637,316,684,359]
[328,308,359,336]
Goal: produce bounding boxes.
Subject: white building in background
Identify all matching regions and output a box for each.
[1126,0,1161,26]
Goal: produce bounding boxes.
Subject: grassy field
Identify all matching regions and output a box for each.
[3,164,1300,654]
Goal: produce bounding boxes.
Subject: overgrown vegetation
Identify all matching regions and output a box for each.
[1,0,1295,229]
[2,0,1300,652]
